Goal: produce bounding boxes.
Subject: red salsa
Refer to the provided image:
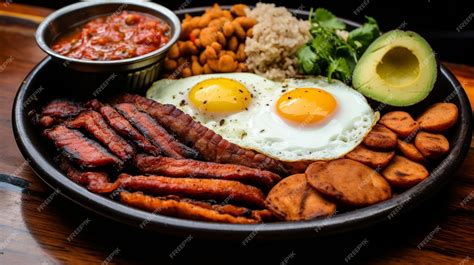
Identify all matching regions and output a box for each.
[52,11,170,60]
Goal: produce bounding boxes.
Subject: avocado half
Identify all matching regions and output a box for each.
[352,30,437,107]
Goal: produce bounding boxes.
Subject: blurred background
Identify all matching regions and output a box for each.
[10,0,474,64]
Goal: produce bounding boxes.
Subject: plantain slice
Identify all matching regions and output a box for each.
[414,131,450,159]
[417,103,458,133]
[363,124,398,150]
[397,139,425,163]
[306,159,392,207]
[346,145,395,168]
[382,155,429,188]
[265,174,336,221]
[380,111,419,138]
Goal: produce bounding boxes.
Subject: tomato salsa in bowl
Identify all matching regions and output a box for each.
[51,11,171,61]
[35,1,180,90]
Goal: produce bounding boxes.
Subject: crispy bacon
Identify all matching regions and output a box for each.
[135,154,280,189]
[57,158,119,193]
[40,99,84,127]
[102,105,163,156]
[42,99,84,118]
[120,191,260,224]
[117,174,266,208]
[44,125,122,168]
[140,194,272,221]
[65,110,135,162]
[115,94,287,175]
[115,103,198,159]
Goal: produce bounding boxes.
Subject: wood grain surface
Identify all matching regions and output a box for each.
[0,4,473,265]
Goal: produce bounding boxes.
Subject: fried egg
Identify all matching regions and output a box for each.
[147,73,378,161]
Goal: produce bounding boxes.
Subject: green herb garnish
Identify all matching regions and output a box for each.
[297,8,380,82]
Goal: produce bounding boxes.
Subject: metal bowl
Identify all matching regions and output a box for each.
[35,0,181,91]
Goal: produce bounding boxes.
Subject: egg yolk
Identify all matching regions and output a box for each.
[189,78,252,114]
[276,88,337,125]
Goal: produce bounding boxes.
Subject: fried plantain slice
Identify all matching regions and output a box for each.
[305,159,392,207]
[379,111,419,138]
[417,103,458,133]
[396,139,425,163]
[414,131,450,159]
[265,174,336,221]
[363,124,398,150]
[345,145,395,168]
[382,155,429,188]
[120,192,260,224]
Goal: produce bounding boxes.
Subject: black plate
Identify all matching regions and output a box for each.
[12,7,473,240]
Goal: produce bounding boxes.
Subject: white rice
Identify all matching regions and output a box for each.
[245,3,311,80]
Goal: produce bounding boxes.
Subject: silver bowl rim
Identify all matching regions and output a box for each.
[35,0,181,66]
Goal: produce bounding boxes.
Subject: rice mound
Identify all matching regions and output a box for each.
[245,3,311,80]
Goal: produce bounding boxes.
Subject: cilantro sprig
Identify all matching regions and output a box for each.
[297,8,380,82]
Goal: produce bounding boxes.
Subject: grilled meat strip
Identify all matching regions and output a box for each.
[120,191,260,224]
[117,174,266,208]
[40,99,84,127]
[44,125,122,168]
[115,103,198,159]
[115,94,287,175]
[135,154,280,189]
[65,110,135,162]
[129,193,272,221]
[57,158,119,193]
[87,100,161,156]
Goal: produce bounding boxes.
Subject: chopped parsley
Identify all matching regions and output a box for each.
[297,8,380,82]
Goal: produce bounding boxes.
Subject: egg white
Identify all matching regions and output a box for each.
[147,73,378,161]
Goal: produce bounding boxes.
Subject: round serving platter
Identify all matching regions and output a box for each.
[12,7,473,240]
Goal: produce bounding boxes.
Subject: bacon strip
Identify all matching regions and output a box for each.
[57,158,119,193]
[117,174,265,208]
[44,125,122,168]
[42,99,84,118]
[66,110,135,162]
[115,94,287,175]
[120,192,260,224]
[115,103,198,159]
[138,194,272,221]
[87,100,161,156]
[40,99,84,127]
[135,154,280,189]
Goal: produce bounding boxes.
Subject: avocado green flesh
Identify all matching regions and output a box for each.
[352,30,437,107]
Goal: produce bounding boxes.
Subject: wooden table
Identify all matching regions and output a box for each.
[1,4,473,265]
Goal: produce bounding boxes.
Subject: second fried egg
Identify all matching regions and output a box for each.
[147,73,378,161]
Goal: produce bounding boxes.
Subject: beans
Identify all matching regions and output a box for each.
[203,63,213,74]
[246,28,253,37]
[163,4,254,77]
[234,17,256,30]
[192,60,203,75]
[204,46,217,59]
[236,43,246,62]
[218,55,237,72]
[216,32,226,46]
[223,21,235,37]
[199,27,218,47]
[232,21,246,39]
[207,59,220,72]
[231,4,248,17]
[198,14,211,28]
[199,52,207,65]
[211,42,222,53]
[182,67,192,77]
[181,41,198,56]
[168,44,180,59]
[227,36,238,52]
[163,59,177,71]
